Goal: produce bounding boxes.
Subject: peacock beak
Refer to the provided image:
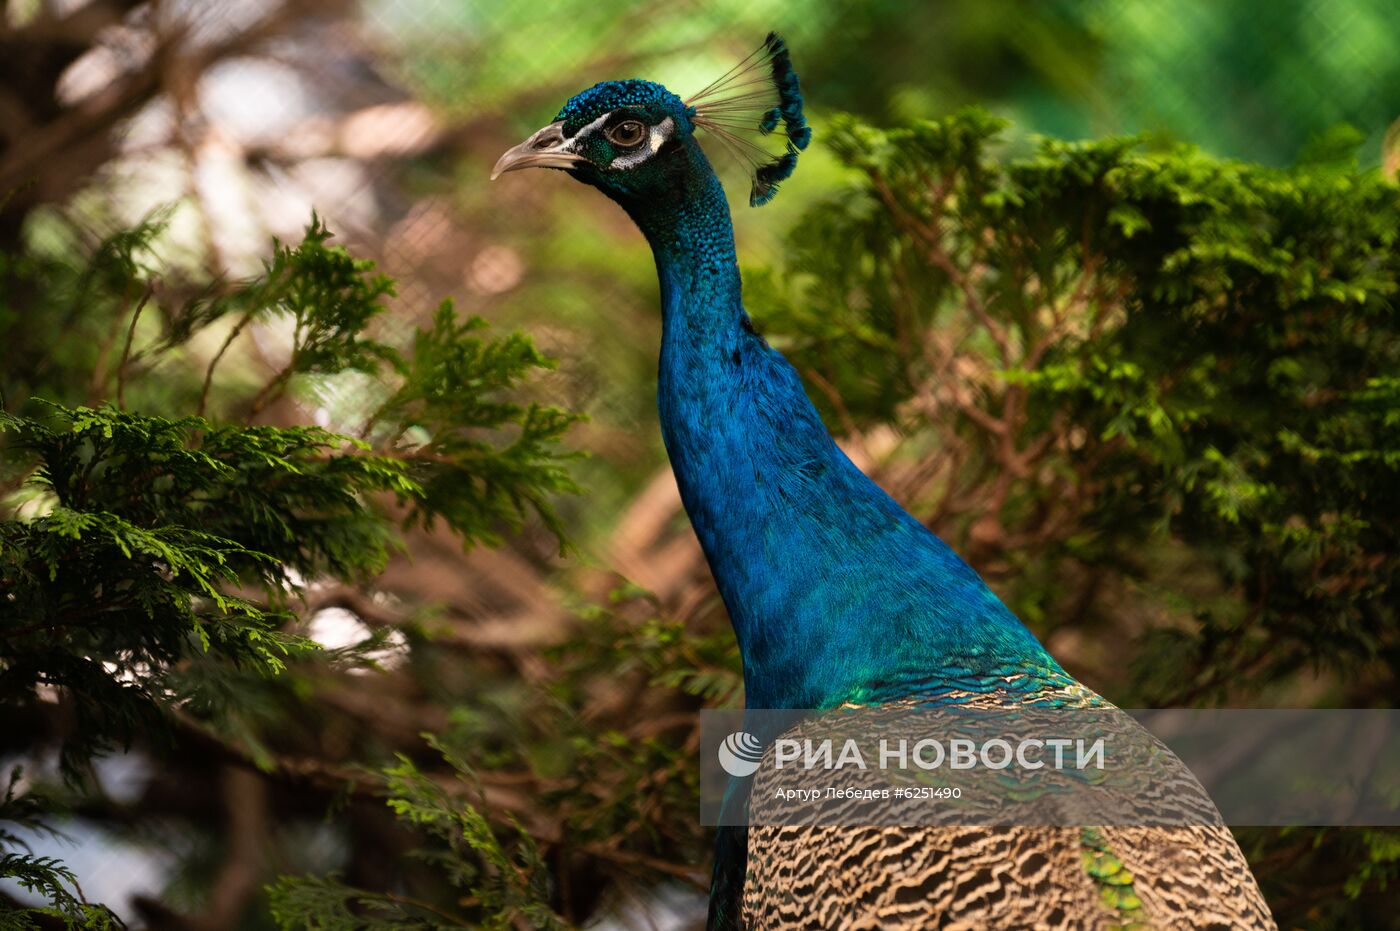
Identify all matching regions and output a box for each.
[490,122,584,179]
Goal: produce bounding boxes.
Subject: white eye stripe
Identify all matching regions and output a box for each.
[649,119,673,149]
[561,111,613,152]
[610,117,674,170]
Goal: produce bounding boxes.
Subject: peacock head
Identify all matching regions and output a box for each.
[492,34,811,209]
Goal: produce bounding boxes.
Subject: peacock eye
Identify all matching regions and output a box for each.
[606,120,646,147]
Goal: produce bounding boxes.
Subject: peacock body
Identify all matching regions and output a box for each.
[493,34,1276,931]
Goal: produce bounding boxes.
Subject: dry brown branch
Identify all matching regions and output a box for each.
[198,311,254,416]
[115,281,155,408]
[0,0,353,242]
[868,171,1013,363]
[190,767,269,931]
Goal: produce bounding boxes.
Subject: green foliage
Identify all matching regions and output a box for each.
[0,854,118,931]
[268,587,734,929]
[759,108,1400,704]
[0,403,411,769]
[0,769,119,930]
[0,216,580,927]
[751,107,1400,923]
[267,874,428,931]
[576,602,742,707]
[269,740,564,930]
[254,217,402,379]
[0,212,168,413]
[374,303,581,550]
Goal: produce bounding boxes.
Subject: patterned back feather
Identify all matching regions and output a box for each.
[732,680,1277,930]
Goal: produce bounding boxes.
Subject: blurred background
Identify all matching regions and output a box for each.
[2,0,1399,929]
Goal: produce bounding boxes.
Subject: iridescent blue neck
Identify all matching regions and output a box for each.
[617,140,1062,710]
[620,140,743,340]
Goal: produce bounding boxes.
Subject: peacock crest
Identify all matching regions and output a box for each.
[687,32,812,207]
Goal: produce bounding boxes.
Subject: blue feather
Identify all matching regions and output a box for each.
[747,32,812,203]
[628,156,1061,710]
[750,146,800,206]
[628,141,1064,925]
[763,33,809,150]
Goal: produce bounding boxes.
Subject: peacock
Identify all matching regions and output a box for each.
[493,33,1277,931]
